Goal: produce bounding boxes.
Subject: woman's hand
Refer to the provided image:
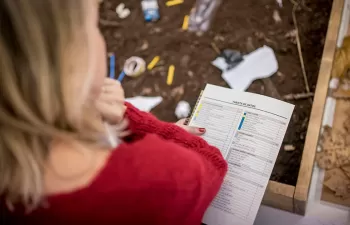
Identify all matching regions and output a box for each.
[175,118,206,136]
[95,78,126,125]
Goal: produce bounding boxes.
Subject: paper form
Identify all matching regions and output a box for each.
[189,84,294,225]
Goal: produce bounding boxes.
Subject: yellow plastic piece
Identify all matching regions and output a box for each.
[167,65,175,85]
[166,0,184,7]
[182,15,189,30]
[147,56,160,70]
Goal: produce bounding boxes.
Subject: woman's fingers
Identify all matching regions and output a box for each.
[183,126,206,135]
[175,118,206,136]
[104,78,121,86]
[111,119,131,138]
[176,118,187,126]
[96,101,126,124]
[102,85,124,96]
[99,92,124,104]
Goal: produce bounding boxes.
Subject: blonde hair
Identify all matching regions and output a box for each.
[0,0,103,209]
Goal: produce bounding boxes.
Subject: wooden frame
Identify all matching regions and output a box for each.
[261,0,345,214]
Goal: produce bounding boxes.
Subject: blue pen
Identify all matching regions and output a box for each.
[109,54,115,79]
[117,71,126,82]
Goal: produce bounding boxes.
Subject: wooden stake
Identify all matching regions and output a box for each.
[290,0,311,95]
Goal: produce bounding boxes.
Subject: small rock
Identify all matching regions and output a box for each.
[171,85,185,100]
[273,10,282,23]
[154,83,160,93]
[276,0,283,7]
[245,37,255,52]
[180,55,191,67]
[285,29,297,44]
[113,32,122,39]
[285,29,297,38]
[277,71,284,77]
[187,71,194,78]
[150,27,162,34]
[214,35,225,42]
[255,31,265,40]
[139,40,149,51]
[140,87,152,95]
[284,145,296,151]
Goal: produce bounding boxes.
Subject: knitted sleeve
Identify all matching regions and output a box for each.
[124,102,227,170]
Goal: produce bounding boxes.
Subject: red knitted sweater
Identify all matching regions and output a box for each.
[1,103,227,225]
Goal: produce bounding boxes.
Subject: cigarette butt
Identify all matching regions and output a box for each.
[182,15,189,30]
[167,65,175,85]
[166,0,184,7]
[147,56,160,70]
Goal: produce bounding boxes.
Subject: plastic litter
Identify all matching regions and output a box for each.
[123,57,146,78]
[175,101,191,119]
[166,0,184,7]
[141,0,160,22]
[147,56,160,70]
[125,96,163,112]
[212,46,278,91]
[167,65,175,85]
[189,0,222,33]
[219,49,244,71]
[116,3,130,19]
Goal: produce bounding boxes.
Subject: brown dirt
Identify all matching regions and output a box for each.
[99,0,333,186]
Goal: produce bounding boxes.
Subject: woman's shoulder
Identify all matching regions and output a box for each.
[47,134,203,199]
[95,134,206,184]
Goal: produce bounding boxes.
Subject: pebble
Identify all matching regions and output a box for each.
[284,145,296,152]
[273,10,282,23]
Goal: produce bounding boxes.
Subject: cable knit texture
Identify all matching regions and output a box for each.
[2,103,227,225]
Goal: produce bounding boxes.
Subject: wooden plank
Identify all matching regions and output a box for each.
[294,0,345,214]
[262,181,295,212]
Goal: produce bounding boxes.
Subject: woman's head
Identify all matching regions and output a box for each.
[0,0,106,208]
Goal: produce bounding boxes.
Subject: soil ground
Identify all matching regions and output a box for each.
[99,0,332,186]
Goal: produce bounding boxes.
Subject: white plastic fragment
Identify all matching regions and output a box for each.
[125,96,163,112]
[116,3,126,14]
[175,101,191,119]
[213,45,278,91]
[116,3,131,19]
[119,8,131,19]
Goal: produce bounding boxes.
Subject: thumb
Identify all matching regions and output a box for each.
[183,126,206,135]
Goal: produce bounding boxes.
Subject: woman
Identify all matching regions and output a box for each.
[0,0,227,224]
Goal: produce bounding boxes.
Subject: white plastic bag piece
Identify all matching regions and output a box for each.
[213,45,278,91]
[125,96,163,112]
[175,101,191,119]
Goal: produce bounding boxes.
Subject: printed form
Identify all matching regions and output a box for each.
[189,84,294,225]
